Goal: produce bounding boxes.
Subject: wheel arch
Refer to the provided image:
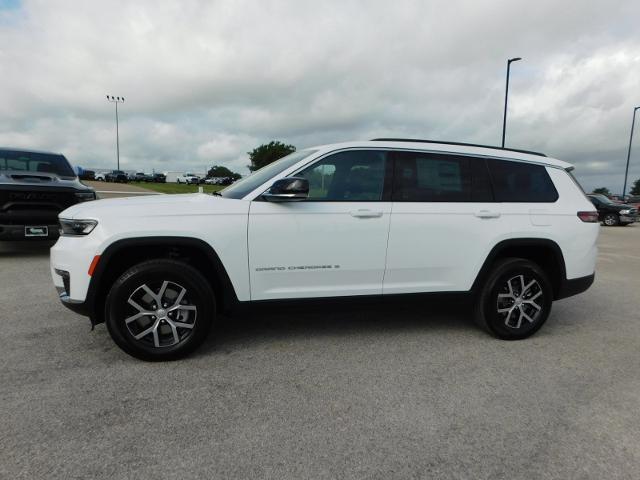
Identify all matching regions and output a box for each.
[471,238,567,300]
[86,236,239,325]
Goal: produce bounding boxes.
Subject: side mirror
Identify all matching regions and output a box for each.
[262,177,309,202]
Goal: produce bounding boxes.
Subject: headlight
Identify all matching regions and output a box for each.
[75,191,96,202]
[619,209,631,215]
[59,219,98,236]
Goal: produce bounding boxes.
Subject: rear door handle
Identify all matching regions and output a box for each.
[475,210,501,219]
[350,209,383,218]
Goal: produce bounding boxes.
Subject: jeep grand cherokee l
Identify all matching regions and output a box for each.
[1,148,96,240]
[50,139,599,360]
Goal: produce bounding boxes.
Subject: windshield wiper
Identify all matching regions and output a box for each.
[212,191,222,196]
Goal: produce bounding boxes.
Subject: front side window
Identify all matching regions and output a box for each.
[297,150,388,201]
[487,159,558,202]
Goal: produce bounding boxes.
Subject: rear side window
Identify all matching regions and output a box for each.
[392,152,492,202]
[487,159,558,202]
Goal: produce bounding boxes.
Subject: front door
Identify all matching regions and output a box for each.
[248,149,392,300]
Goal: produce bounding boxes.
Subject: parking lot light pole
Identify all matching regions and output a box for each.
[622,106,640,199]
[106,95,125,170]
[501,57,522,148]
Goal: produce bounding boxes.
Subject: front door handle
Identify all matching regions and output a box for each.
[475,210,501,219]
[350,209,383,218]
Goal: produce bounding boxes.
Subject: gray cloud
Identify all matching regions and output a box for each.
[0,0,639,191]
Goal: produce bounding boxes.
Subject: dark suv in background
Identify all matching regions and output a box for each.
[0,148,96,240]
[588,194,638,226]
[105,170,128,183]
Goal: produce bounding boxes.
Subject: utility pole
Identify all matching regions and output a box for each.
[502,57,522,148]
[106,95,125,170]
[622,106,639,199]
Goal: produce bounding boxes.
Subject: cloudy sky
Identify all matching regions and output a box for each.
[0,0,639,192]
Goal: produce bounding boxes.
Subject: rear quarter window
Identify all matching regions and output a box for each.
[487,159,558,202]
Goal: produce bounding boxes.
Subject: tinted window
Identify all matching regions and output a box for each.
[392,152,477,202]
[487,159,558,202]
[297,150,387,201]
[0,150,75,177]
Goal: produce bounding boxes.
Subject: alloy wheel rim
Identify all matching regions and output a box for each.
[496,274,544,329]
[124,281,197,348]
[604,215,616,225]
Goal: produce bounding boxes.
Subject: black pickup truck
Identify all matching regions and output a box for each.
[0,148,96,240]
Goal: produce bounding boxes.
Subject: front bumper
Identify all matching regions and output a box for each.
[0,224,60,240]
[56,285,91,316]
[619,215,637,223]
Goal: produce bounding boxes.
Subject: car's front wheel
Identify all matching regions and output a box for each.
[106,259,215,361]
[475,258,553,340]
[603,213,619,226]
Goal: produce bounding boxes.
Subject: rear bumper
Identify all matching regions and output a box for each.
[0,223,59,240]
[556,273,595,300]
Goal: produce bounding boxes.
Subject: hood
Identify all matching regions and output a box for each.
[59,192,242,219]
[0,171,93,191]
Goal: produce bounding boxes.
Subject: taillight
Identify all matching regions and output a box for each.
[577,211,599,223]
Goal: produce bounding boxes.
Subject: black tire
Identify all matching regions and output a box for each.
[105,259,215,361]
[474,258,553,340]
[603,213,619,226]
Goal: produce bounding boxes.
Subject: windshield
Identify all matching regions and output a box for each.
[220,149,318,199]
[0,150,76,177]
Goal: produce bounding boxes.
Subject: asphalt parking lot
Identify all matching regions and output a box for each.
[1,225,639,479]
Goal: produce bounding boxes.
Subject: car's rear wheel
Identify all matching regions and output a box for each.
[474,258,552,340]
[603,213,619,226]
[106,259,215,361]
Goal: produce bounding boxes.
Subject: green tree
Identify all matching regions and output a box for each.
[247,141,296,172]
[630,178,640,196]
[592,187,611,196]
[206,165,241,180]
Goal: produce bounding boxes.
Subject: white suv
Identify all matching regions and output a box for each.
[50,139,599,360]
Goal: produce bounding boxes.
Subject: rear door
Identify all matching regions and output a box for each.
[383,151,510,294]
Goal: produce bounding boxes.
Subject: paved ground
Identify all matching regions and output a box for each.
[1,226,639,479]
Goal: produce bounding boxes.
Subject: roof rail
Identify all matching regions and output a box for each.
[370,138,547,157]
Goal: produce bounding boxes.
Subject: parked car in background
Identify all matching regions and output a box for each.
[80,170,95,181]
[176,173,200,184]
[105,170,128,183]
[129,172,152,182]
[1,148,96,240]
[94,172,107,181]
[75,167,95,181]
[588,194,638,226]
[205,176,225,185]
[151,173,166,183]
[51,139,599,360]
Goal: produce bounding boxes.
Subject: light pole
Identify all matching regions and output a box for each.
[106,95,125,170]
[622,106,639,199]
[501,57,522,148]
